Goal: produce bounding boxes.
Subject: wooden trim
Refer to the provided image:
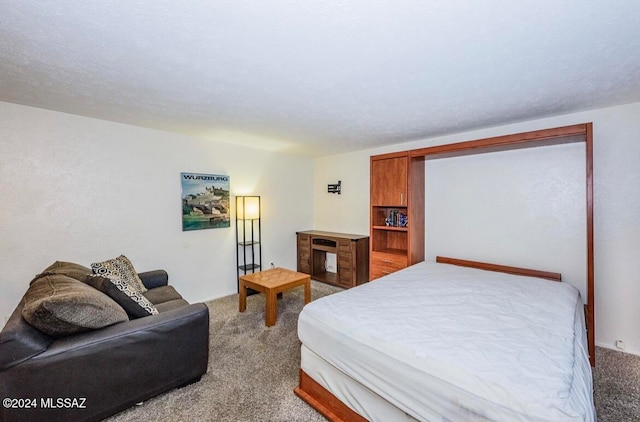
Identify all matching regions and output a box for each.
[586,122,595,366]
[436,256,562,282]
[409,156,425,264]
[294,369,367,422]
[371,150,410,160]
[410,124,588,158]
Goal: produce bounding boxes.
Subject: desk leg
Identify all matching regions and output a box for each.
[266,289,277,327]
[239,280,247,312]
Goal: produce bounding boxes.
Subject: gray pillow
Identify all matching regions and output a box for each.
[22,274,128,337]
[30,261,92,285]
[85,275,158,319]
[91,255,147,294]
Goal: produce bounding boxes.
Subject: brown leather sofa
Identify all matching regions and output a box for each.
[0,267,209,422]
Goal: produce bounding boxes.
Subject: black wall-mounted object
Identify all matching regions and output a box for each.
[328,180,341,194]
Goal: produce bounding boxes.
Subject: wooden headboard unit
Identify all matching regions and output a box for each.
[436,256,562,282]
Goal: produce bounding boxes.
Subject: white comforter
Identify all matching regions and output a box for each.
[298,261,595,421]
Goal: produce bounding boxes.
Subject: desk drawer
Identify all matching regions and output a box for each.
[297,234,311,273]
[338,251,352,268]
[338,268,353,287]
[337,239,352,251]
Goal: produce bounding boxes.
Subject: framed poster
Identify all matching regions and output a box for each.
[181,172,230,231]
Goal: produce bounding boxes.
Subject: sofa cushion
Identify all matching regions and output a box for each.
[154,299,190,313]
[143,285,184,305]
[31,261,92,285]
[22,274,128,337]
[85,275,159,319]
[144,286,188,312]
[91,255,147,294]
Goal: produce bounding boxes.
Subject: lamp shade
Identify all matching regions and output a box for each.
[236,196,260,220]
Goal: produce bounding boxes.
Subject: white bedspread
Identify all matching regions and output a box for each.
[298,261,595,421]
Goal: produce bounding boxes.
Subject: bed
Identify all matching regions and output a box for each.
[295,257,595,422]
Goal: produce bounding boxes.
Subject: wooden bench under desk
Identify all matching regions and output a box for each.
[296,230,369,288]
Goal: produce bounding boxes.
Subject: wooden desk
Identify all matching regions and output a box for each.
[296,230,369,288]
[238,267,311,327]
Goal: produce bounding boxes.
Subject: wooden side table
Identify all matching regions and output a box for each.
[238,267,311,327]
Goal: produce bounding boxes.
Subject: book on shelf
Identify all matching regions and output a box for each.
[384,209,408,228]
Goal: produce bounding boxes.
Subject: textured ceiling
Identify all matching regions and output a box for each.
[1,1,640,156]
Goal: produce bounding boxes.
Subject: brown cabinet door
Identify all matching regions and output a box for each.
[370,156,408,206]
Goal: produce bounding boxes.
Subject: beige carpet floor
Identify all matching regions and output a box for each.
[107,280,341,422]
[107,281,639,421]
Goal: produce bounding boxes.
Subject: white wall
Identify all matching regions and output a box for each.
[425,144,586,297]
[0,101,313,324]
[314,101,640,356]
[2,99,638,356]
[312,149,371,236]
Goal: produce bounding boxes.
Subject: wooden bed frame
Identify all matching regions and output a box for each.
[295,256,569,422]
[295,123,595,422]
[434,256,562,282]
[295,369,368,422]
